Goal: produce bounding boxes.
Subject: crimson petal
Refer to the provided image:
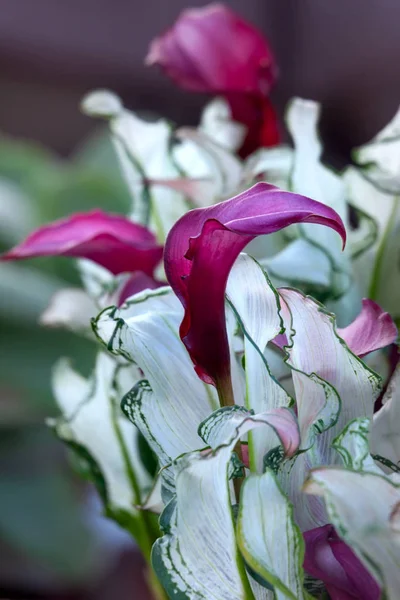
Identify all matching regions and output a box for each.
[164,182,346,390]
[118,272,163,306]
[303,525,380,600]
[2,210,163,276]
[227,94,281,157]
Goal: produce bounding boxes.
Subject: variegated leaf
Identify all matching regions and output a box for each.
[279,288,381,441]
[200,97,246,152]
[199,405,300,461]
[93,287,218,496]
[50,352,149,512]
[285,98,353,306]
[153,412,301,599]
[371,366,400,472]
[237,471,310,600]
[276,288,380,530]
[226,254,292,471]
[304,468,400,600]
[81,89,190,239]
[152,444,254,599]
[332,417,382,474]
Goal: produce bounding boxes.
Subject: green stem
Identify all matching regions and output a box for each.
[216,373,236,408]
[216,374,245,501]
[146,565,169,600]
[112,402,159,562]
[215,378,254,599]
[111,389,169,599]
[368,197,399,300]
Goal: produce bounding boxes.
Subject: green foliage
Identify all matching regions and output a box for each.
[0,427,97,582]
[0,129,133,580]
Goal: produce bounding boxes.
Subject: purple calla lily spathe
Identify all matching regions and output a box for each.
[146,2,280,155]
[146,3,276,96]
[164,182,346,402]
[303,525,381,600]
[2,210,163,276]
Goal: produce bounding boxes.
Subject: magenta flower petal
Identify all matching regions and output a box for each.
[303,525,381,600]
[146,3,277,96]
[338,299,398,358]
[164,182,346,388]
[2,210,163,276]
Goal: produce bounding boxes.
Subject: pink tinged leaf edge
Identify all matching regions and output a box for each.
[1,209,164,276]
[337,298,398,358]
[231,408,301,459]
[164,182,347,388]
[273,297,397,358]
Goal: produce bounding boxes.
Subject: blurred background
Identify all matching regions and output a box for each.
[0,1,399,598]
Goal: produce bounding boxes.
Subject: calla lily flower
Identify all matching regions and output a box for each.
[2,209,163,276]
[164,182,346,394]
[146,2,279,155]
[303,525,381,600]
[146,3,276,97]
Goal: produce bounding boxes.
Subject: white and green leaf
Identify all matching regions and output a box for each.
[199,97,246,153]
[237,471,310,600]
[353,104,400,193]
[49,351,149,512]
[279,288,381,441]
[93,287,218,495]
[371,366,400,472]
[152,444,254,600]
[199,405,300,460]
[304,467,400,600]
[286,98,351,299]
[175,127,242,200]
[81,89,190,239]
[242,146,292,190]
[226,255,292,471]
[276,288,380,530]
[39,287,96,333]
[153,411,301,599]
[332,417,382,474]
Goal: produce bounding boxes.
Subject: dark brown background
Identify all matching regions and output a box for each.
[1,0,399,162]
